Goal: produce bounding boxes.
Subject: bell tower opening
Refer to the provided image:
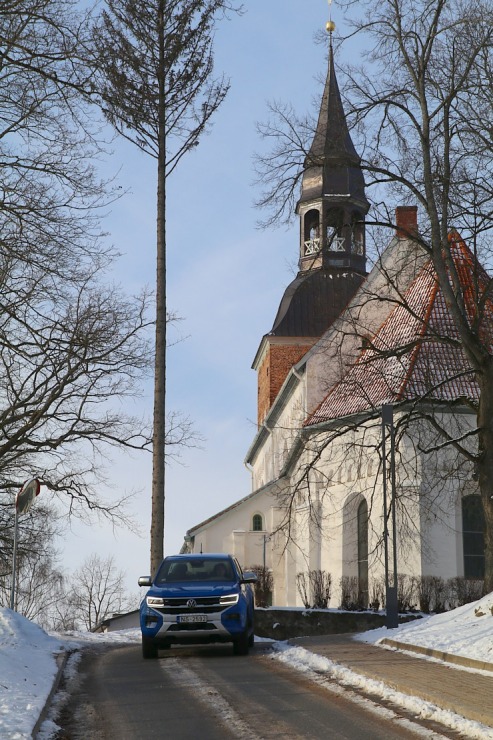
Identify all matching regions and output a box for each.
[325,207,345,252]
[302,208,321,261]
[351,212,365,255]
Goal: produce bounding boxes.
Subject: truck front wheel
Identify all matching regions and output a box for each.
[233,628,249,656]
[142,636,158,659]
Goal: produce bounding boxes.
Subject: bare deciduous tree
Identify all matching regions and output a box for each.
[0,0,112,281]
[68,553,136,631]
[0,504,65,626]
[0,1,158,521]
[0,240,153,518]
[341,2,493,593]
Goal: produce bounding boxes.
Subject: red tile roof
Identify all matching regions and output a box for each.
[305,233,493,426]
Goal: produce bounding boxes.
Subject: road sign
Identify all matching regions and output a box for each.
[15,478,40,515]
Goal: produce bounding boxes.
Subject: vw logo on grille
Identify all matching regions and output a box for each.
[186,599,197,609]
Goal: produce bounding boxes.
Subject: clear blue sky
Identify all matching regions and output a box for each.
[62,1,364,595]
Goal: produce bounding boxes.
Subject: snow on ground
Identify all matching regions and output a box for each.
[0,608,69,740]
[1,594,493,739]
[0,609,140,740]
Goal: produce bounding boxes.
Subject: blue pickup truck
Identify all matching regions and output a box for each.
[138,553,257,658]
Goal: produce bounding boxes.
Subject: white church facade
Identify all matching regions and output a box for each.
[184,31,488,610]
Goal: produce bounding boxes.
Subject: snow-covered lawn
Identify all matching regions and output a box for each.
[1,593,493,739]
[358,594,493,665]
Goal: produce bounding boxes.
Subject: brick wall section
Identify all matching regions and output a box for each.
[257,352,270,426]
[257,342,313,426]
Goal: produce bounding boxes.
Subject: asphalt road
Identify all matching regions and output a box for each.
[55,642,453,739]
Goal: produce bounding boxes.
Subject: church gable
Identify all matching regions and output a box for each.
[247,207,430,489]
[298,207,429,420]
[306,231,492,426]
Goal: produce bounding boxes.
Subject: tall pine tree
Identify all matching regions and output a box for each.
[93,0,241,574]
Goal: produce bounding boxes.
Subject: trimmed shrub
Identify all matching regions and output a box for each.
[339,576,364,610]
[249,565,273,608]
[310,570,332,609]
[296,570,332,609]
[448,577,484,609]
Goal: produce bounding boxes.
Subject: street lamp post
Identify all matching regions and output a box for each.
[382,406,398,628]
[262,533,272,570]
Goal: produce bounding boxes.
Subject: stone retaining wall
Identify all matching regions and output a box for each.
[254,608,419,640]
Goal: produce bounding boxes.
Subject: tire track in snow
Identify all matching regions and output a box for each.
[159,658,260,739]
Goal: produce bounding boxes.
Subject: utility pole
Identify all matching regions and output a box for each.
[382,405,398,628]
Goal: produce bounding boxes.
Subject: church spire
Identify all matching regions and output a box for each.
[297,18,369,273]
[253,12,371,427]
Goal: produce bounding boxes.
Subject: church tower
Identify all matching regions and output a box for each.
[253,21,370,426]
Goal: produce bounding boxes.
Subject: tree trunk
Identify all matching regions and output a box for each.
[150,0,166,576]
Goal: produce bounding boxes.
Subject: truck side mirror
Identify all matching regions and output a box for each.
[241,571,257,584]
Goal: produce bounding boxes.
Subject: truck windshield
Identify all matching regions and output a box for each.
[155,559,235,584]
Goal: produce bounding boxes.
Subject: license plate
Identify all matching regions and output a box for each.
[177,614,207,623]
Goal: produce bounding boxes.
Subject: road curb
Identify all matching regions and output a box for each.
[31,650,71,739]
[380,638,493,674]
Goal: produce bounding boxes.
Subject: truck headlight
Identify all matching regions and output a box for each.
[146,596,165,608]
[220,594,239,606]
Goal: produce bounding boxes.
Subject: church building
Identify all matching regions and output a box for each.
[184,22,489,609]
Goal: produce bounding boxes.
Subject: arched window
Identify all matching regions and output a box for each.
[357,499,369,607]
[462,495,485,578]
[252,513,263,532]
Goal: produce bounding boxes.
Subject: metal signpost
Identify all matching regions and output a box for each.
[10,478,40,611]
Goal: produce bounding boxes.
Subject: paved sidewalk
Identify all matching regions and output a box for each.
[288,633,493,728]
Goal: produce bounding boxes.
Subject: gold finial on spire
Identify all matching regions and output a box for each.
[326,0,336,34]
